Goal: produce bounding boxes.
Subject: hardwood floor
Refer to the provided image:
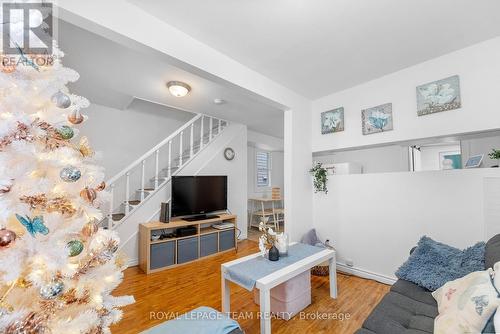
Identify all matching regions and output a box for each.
[111,240,390,334]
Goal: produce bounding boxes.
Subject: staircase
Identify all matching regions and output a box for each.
[103,114,228,229]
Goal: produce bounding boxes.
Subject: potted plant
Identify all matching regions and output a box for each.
[309,162,328,194]
[488,149,500,168]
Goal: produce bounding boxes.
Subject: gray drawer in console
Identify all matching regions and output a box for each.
[200,233,218,257]
[150,241,175,270]
[177,237,199,264]
[219,229,235,251]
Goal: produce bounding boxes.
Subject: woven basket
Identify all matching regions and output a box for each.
[311,244,335,277]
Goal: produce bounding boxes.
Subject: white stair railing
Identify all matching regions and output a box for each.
[104,114,228,229]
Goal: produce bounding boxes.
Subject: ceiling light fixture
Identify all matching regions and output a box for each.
[167,81,191,97]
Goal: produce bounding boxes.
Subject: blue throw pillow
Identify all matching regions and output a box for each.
[395,236,485,291]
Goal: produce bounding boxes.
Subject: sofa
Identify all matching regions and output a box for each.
[355,234,500,334]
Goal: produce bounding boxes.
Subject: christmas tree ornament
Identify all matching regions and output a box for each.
[56,125,74,140]
[39,280,64,299]
[0,228,16,248]
[15,214,49,237]
[81,221,99,238]
[0,181,12,194]
[68,110,84,124]
[59,166,81,182]
[77,137,94,158]
[0,61,16,74]
[80,187,97,203]
[95,181,106,192]
[66,240,84,257]
[51,91,72,109]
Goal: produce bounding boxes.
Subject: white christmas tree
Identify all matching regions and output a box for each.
[0,40,133,333]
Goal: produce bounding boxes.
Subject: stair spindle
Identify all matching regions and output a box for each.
[200,115,205,149]
[168,140,172,178]
[209,117,213,141]
[154,150,159,189]
[108,183,115,229]
[179,131,184,166]
[141,160,146,201]
[190,123,194,158]
[125,172,130,214]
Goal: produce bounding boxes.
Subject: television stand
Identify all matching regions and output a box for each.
[139,214,237,274]
[184,214,219,222]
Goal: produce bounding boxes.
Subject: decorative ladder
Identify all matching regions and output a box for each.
[103,114,228,229]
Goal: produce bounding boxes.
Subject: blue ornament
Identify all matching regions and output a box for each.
[67,240,84,257]
[39,279,64,299]
[60,166,81,182]
[15,214,49,237]
[57,125,74,140]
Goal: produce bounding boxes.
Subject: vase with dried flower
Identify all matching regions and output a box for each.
[258,220,279,260]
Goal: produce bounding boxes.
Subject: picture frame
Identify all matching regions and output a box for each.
[361,103,393,135]
[321,107,344,134]
[416,75,461,116]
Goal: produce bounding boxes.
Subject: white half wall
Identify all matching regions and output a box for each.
[80,99,193,177]
[313,169,500,283]
[312,37,500,152]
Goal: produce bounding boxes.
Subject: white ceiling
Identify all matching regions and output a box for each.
[128,0,500,99]
[57,20,285,137]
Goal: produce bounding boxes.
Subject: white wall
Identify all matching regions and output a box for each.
[80,99,193,177]
[312,37,500,153]
[313,169,500,283]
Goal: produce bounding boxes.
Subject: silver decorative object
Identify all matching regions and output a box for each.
[59,166,81,183]
[51,91,72,109]
[39,279,64,299]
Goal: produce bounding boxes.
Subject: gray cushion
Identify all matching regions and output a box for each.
[485,234,500,269]
[362,291,437,334]
[355,329,377,334]
[390,280,436,306]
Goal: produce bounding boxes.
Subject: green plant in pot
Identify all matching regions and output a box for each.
[309,162,328,194]
[488,149,500,167]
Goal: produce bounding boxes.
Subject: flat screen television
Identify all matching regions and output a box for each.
[171,176,227,219]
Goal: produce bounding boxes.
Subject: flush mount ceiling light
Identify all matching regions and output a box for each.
[167,81,191,97]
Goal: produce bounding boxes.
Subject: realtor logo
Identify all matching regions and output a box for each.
[2,2,53,55]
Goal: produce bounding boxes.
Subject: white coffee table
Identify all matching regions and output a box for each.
[221,243,337,334]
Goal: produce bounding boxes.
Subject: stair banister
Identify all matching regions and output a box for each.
[200,115,205,149]
[108,184,115,229]
[140,160,146,201]
[190,123,194,158]
[125,172,130,214]
[168,141,172,178]
[179,131,184,166]
[103,113,229,226]
[209,117,213,141]
[154,150,160,189]
[106,113,203,186]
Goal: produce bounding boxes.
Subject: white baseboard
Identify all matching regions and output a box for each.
[336,262,396,285]
[127,258,139,268]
